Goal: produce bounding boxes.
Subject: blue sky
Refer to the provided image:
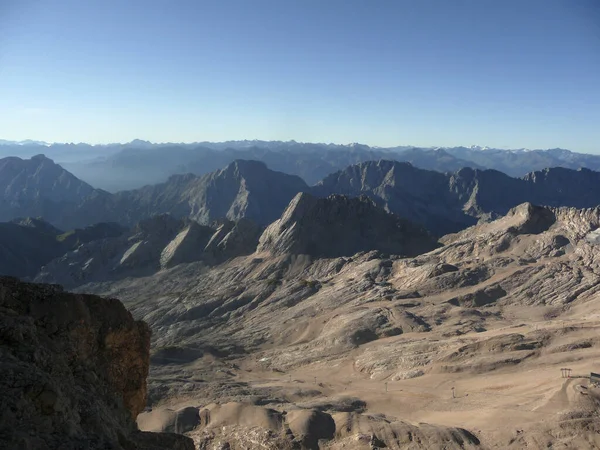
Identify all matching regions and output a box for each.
[0,0,599,152]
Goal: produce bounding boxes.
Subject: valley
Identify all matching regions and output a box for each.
[71,202,600,449]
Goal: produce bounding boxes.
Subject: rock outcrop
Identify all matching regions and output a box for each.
[0,276,193,450]
[202,218,262,264]
[159,221,216,269]
[257,193,439,258]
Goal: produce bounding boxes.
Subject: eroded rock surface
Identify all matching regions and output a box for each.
[76,202,600,449]
[257,193,439,258]
[0,276,193,450]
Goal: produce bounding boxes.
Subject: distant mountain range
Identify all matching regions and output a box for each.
[3,154,600,239]
[1,139,599,191]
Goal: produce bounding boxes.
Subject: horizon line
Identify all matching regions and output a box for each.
[0,138,575,153]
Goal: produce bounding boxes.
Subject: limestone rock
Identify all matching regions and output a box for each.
[160,221,215,269]
[203,218,262,264]
[0,276,194,450]
[257,193,439,258]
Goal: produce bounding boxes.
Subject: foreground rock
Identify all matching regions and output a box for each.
[0,276,193,450]
[139,402,480,450]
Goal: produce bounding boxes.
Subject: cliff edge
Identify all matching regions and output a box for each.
[0,276,193,450]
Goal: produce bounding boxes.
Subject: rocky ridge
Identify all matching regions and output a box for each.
[315,160,600,235]
[0,218,126,278]
[74,159,309,228]
[35,214,262,288]
[5,156,600,241]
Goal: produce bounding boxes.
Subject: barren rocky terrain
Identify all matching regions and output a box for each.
[3,156,600,448]
[64,201,600,449]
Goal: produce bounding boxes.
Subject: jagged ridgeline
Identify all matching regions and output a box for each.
[3,155,600,237]
[3,154,600,448]
[5,141,600,191]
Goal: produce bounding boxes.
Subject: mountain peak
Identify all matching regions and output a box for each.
[258,192,438,258]
[0,154,97,225]
[127,139,153,146]
[225,159,269,174]
[30,153,52,161]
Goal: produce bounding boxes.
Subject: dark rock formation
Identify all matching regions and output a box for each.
[0,276,193,450]
[0,222,66,278]
[257,193,439,258]
[35,215,262,288]
[0,218,127,279]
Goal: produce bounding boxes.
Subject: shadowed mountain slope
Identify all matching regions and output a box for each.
[314,160,600,235]
[258,193,439,258]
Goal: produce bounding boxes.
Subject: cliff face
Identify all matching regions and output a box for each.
[0,276,193,450]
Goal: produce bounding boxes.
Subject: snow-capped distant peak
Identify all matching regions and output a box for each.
[0,139,51,146]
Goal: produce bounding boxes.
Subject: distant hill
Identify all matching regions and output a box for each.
[0,154,104,227]
[4,139,600,192]
[42,141,600,191]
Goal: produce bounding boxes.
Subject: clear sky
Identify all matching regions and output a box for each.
[0,0,599,152]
